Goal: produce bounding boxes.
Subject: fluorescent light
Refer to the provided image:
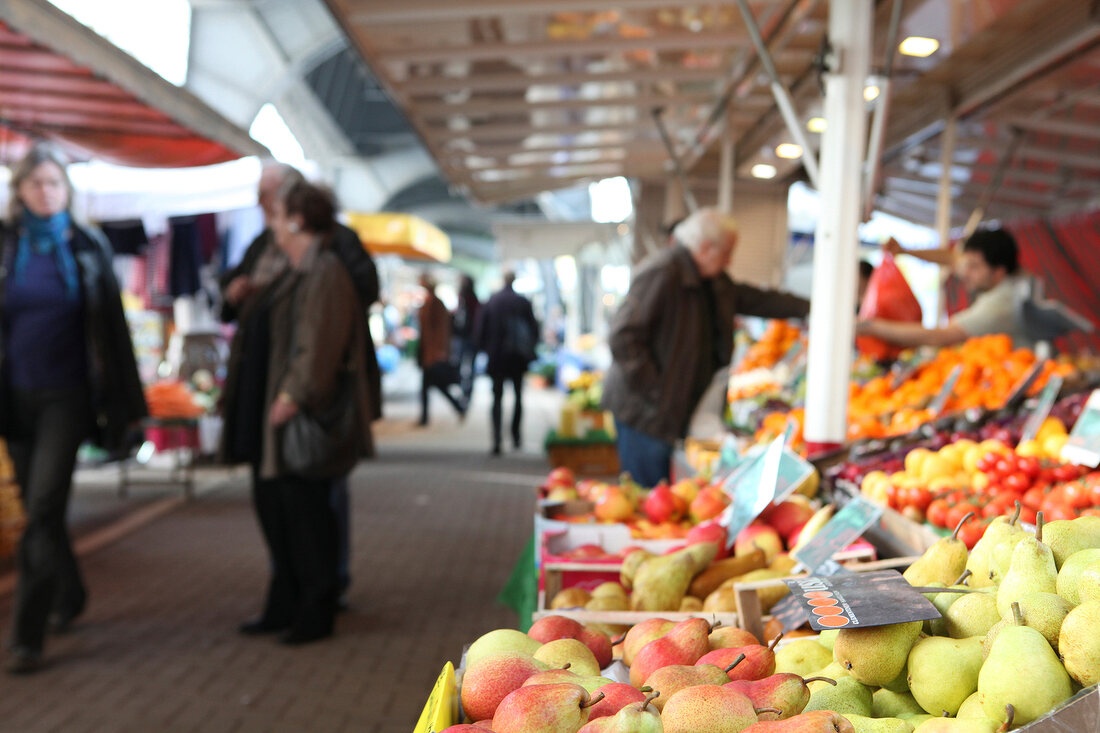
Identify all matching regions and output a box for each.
[751,164,777,179]
[864,85,881,102]
[775,143,802,160]
[899,36,939,57]
[806,117,827,133]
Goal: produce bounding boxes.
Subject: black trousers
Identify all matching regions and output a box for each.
[491,371,525,451]
[7,387,90,653]
[419,362,464,424]
[252,472,337,637]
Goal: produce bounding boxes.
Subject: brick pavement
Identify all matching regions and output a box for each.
[0,377,561,733]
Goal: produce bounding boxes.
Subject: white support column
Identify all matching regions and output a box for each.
[803,0,872,452]
[934,116,958,325]
[718,131,735,214]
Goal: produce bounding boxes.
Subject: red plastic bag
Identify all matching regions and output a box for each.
[857,255,923,360]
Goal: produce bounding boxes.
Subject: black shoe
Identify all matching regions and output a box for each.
[238,618,288,636]
[48,612,79,634]
[6,648,42,675]
[279,628,332,646]
[490,446,501,457]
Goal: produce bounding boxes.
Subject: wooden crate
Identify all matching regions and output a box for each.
[547,442,620,476]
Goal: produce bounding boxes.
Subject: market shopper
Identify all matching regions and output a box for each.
[222,180,372,645]
[603,208,810,488]
[220,161,379,607]
[417,273,466,425]
[476,271,540,455]
[858,228,1032,348]
[453,274,481,406]
[0,143,147,674]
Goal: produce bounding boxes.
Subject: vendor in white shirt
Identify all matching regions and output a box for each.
[857,228,1033,348]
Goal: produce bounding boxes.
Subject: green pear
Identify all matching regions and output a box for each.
[1057,549,1100,605]
[980,618,1009,661]
[811,661,851,688]
[920,582,949,636]
[1010,591,1072,651]
[467,629,542,665]
[904,514,973,587]
[965,507,1023,588]
[803,675,873,717]
[774,639,833,677]
[906,636,983,716]
[1042,515,1100,568]
[522,668,610,694]
[899,714,936,728]
[978,603,1073,727]
[817,629,839,651]
[912,717,1003,733]
[1081,561,1100,604]
[590,582,629,600]
[642,662,731,711]
[834,621,923,687]
[872,689,926,719]
[996,515,1057,617]
[843,715,914,733]
[631,553,696,611]
[534,638,601,677]
[620,550,655,589]
[880,668,911,694]
[579,692,663,733]
[989,530,1031,585]
[955,691,984,719]
[944,592,1000,639]
[1058,600,1100,687]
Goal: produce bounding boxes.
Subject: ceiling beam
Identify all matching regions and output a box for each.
[427,112,759,142]
[883,0,1100,163]
[377,30,753,64]
[400,66,727,96]
[446,138,664,161]
[349,0,764,24]
[415,91,717,119]
[1000,115,1100,143]
[464,150,670,179]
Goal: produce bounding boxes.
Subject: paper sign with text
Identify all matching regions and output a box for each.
[1020,375,1064,444]
[718,433,785,547]
[792,497,883,575]
[1062,389,1100,468]
[414,662,455,733]
[782,570,940,630]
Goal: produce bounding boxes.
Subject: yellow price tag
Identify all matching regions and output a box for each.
[413,662,456,733]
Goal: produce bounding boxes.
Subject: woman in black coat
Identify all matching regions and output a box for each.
[0,143,147,674]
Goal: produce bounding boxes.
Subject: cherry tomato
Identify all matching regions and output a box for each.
[1017,456,1041,480]
[1023,487,1045,509]
[1018,505,1038,524]
[1043,503,1078,522]
[1089,481,1100,507]
[905,486,932,512]
[946,503,977,531]
[982,501,1004,519]
[958,518,988,549]
[1052,464,1079,482]
[1003,472,1030,494]
[1063,482,1093,509]
[927,499,950,528]
[1081,507,1100,518]
[976,454,999,473]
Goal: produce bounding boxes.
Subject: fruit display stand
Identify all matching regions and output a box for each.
[544,430,620,476]
[0,440,24,561]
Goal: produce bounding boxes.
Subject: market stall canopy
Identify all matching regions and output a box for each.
[0,0,266,167]
[322,0,1100,227]
[346,212,452,262]
[491,220,620,260]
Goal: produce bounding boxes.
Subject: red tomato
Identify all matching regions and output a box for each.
[1081,507,1100,518]
[1063,482,1093,509]
[1019,505,1038,524]
[994,458,1015,477]
[1052,464,1079,482]
[1090,482,1100,507]
[946,503,978,531]
[958,518,987,549]
[1017,456,1041,480]
[1022,487,1045,509]
[976,454,999,473]
[1043,504,1078,522]
[982,501,1004,519]
[906,487,932,512]
[927,499,950,528]
[1003,472,1030,494]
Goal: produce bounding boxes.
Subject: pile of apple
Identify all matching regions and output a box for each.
[541,466,821,541]
[445,512,1100,732]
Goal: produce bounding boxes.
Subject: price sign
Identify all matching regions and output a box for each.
[1019,375,1064,445]
[1062,389,1100,468]
[719,433,785,547]
[414,662,455,733]
[792,497,884,575]
[929,364,963,415]
[782,571,941,631]
[1003,359,1047,410]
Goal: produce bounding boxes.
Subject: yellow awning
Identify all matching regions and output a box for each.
[345,212,451,263]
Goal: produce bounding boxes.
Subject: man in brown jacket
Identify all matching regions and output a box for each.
[602,207,810,487]
[417,273,465,425]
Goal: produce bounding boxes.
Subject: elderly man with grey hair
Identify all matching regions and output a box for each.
[602,207,810,487]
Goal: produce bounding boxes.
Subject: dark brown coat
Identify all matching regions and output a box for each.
[417,291,452,368]
[602,245,809,444]
[222,245,373,479]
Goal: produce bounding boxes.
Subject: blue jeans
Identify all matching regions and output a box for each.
[615,422,673,488]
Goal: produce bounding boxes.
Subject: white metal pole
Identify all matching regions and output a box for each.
[803,0,872,452]
[718,131,735,214]
[934,116,958,326]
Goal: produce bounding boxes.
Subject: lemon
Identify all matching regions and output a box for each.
[919,454,955,483]
[861,470,888,497]
[905,448,933,478]
[1036,417,1068,444]
[1016,439,1043,458]
[1042,433,1068,460]
[962,444,986,474]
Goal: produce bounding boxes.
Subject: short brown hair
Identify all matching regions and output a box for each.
[8,141,73,220]
[279,179,336,234]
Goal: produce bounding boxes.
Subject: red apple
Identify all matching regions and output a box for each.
[760,500,815,539]
[594,486,635,523]
[671,478,702,504]
[687,521,729,559]
[643,484,684,524]
[690,486,730,523]
[546,467,576,488]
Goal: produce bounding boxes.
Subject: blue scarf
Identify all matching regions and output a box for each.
[13,210,80,301]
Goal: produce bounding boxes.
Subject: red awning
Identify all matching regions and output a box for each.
[0,5,265,168]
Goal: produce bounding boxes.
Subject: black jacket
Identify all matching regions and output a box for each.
[476,285,540,377]
[219,223,383,421]
[0,222,148,453]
